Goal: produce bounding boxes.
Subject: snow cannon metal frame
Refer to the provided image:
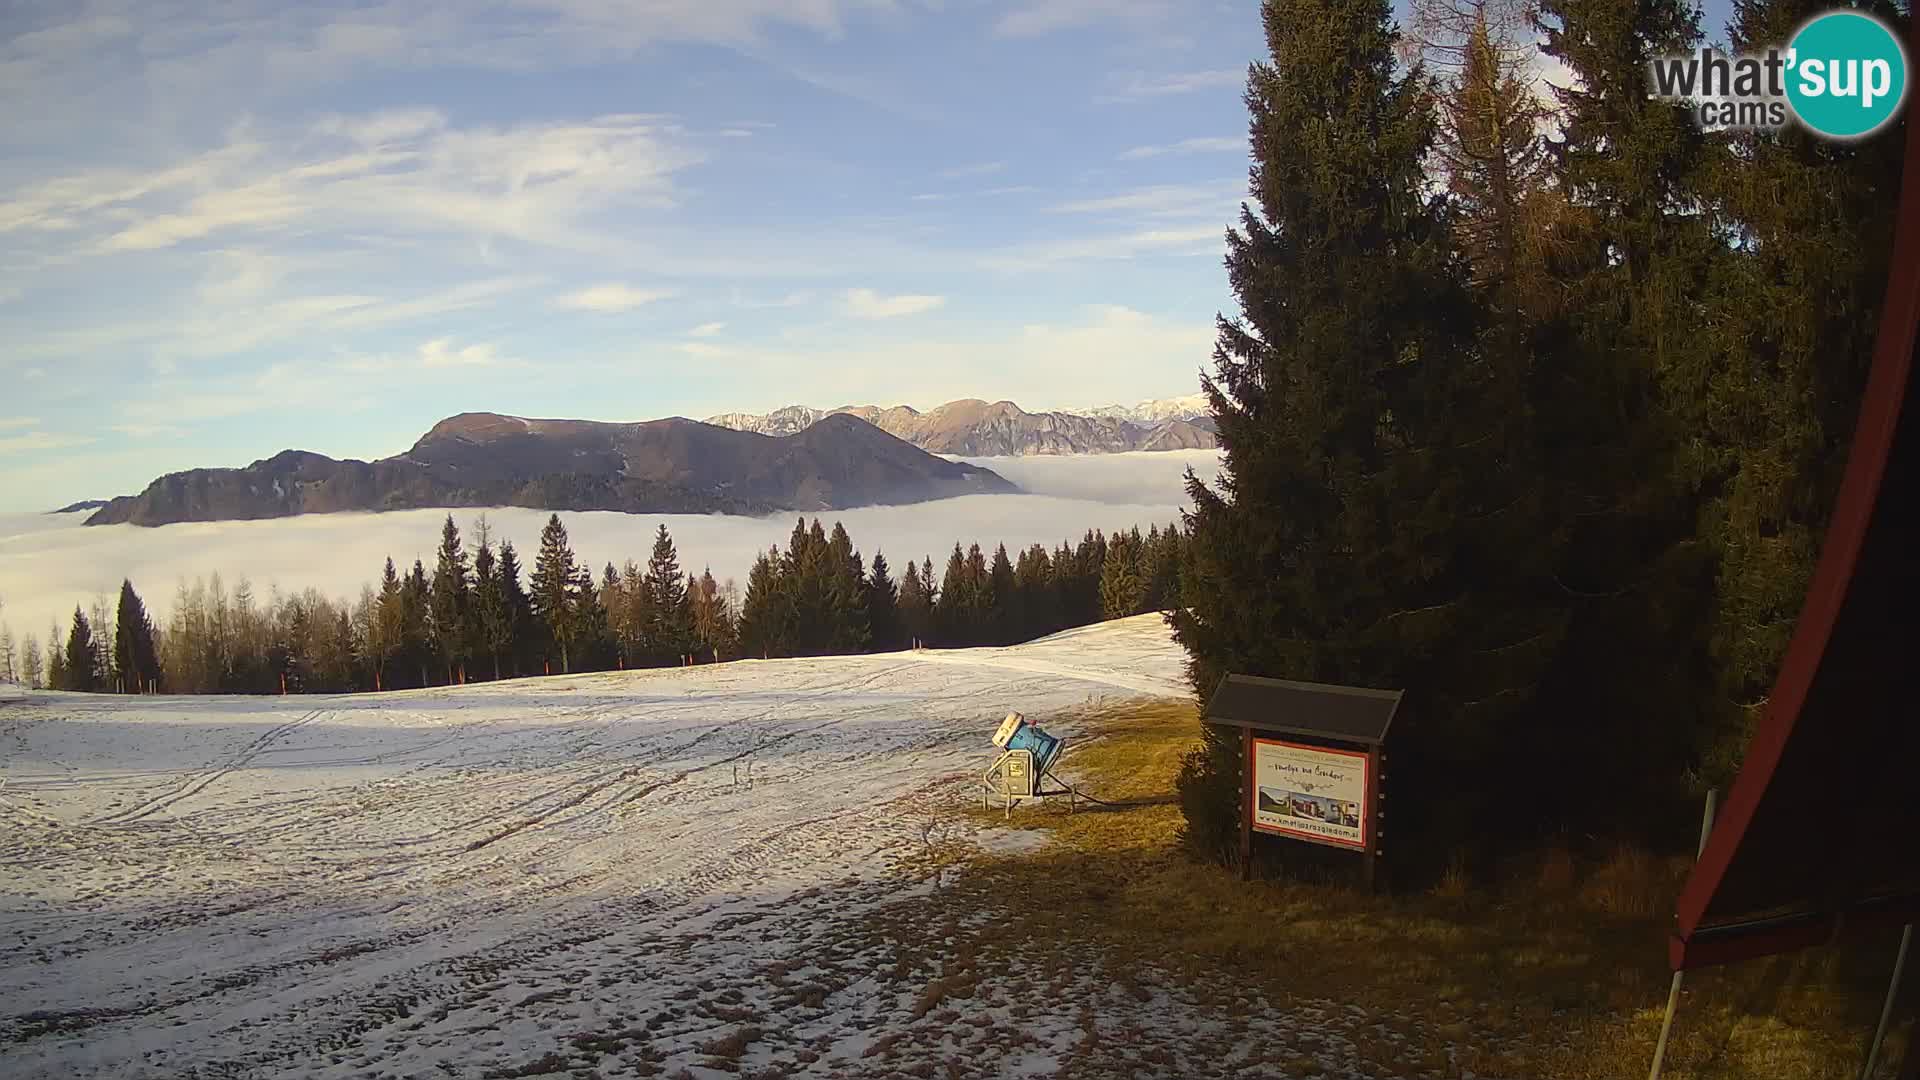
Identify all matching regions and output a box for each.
[982,712,1078,817]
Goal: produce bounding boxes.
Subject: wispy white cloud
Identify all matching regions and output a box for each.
[418,338,518,368]
[1048,182,1243,218]
[0,430,96,455]
[1095,69,1243,103]
[1117,136,1242,160]
[938,161,1006,179]
[111,423,189,439]
[0,111,703,256]
[995,0,1171,37]
[843,288,945,319]
[555,283,679,312]
[978,225,1224,271]
[117,336,520,429]
[6,277,539,368]
[648,304,1211,411]
[688,321,727,337]
[312,107,446,144]
[0,418,40,431]
[197,248,298,305]
[731,289,815,309]
[4,3,903,131]
[911,185,1037,204]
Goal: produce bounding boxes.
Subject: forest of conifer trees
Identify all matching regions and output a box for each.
[2,513,1188,696]
[1171,0,1906,874]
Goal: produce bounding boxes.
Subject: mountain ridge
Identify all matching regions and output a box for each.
[85,412,1015,527]
[704,395,1215,455]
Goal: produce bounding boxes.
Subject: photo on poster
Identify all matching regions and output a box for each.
[1251,739,1369,849]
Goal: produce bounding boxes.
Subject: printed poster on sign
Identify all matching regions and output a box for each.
[1251,738,1369,850]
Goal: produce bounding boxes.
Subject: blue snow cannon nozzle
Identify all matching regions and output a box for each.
[993,712,1062,776]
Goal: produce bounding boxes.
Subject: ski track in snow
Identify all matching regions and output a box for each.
[0,616,1215,1079]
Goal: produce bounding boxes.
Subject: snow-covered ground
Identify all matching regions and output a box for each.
[0,616,1194,1079]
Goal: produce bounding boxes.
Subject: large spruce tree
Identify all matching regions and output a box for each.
[530,515,581,673]
[472,539,506,681]
[897,559,930,647]
[825,523,871,653]
[402,561,432,687]
[644,524,694,663]
[867,553,901,652]
[737,549,787,659]
[63,607,98,692]
[1523,0,1729,841]
[113,579,162,693]
[429,515,471,684]
[496,540,533,676]
[1170,0,1562,867]
[1680,0,1909,786]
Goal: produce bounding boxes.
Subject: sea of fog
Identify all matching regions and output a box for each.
[0,450,1223,643]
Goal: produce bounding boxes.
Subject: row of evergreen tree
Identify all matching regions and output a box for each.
[1173,0,1905,874]
[734,516,1184,658]
[5,514,1186,695]
[0,588,160,695]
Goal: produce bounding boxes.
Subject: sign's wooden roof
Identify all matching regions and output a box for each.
[1201,674,1402,746]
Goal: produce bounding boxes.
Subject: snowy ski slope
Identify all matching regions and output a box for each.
[0,615,1185,1078]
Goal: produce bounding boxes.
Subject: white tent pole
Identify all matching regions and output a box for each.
[1862,923,1914,1080]
[1649,788,1717,1080]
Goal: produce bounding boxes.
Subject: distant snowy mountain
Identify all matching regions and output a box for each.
[1081,394,1211,425]
[704,397,1216,456]
[701,405,830,437]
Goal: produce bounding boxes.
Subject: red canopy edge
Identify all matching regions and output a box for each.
[1669,24,1920,972]
[1670,894,1920,970]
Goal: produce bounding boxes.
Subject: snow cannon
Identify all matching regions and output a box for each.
[983,712,1076,816]
[992,712,1063,776]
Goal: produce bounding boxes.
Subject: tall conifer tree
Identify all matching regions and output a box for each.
[63,607,98,692]
[113,579,162,693]
[530,515,580,673]
[429,515,471,683]
[644,524,694,663]
[1170,0,1558,865]
[472,540,505,680]
[866,553,900,651]
[1680,0,1908,785]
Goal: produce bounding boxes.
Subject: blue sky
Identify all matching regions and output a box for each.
[0,0,1739,512]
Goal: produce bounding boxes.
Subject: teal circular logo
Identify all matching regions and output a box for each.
[1785,11,1909,139]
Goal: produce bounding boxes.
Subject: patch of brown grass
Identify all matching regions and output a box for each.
[1538,843,1578,894]
[696,1025,762,1060]
[909,971,978,1020]
[928,696,1916,1080]
[1577,844,1686,921]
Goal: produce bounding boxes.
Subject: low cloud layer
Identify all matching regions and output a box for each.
[954,448,1221,505]
[0,452,1226,648]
